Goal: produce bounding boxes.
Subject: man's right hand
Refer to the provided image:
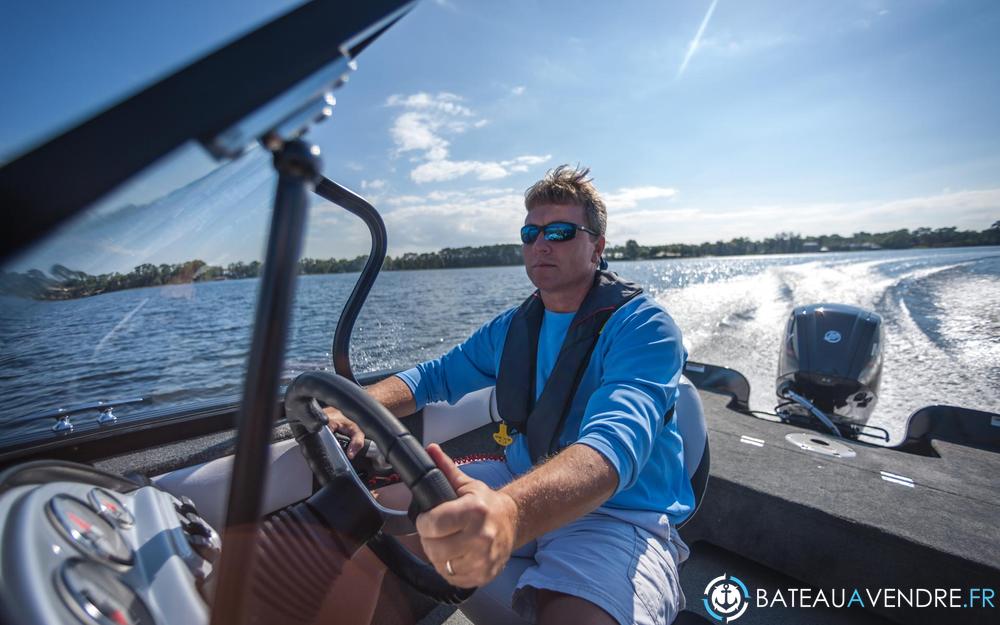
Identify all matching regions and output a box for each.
[322,406,366,459]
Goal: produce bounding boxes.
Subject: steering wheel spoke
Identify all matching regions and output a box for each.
[314,427,416,534]
[284,371,475,604]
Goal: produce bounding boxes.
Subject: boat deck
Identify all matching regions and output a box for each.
[416,389,1000,625]
[679,391,1000,625]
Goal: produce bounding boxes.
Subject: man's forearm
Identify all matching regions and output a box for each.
[500,443,618,548]
[366,375,417,418]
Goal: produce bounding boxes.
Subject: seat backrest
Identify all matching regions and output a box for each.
[675,375,710,528]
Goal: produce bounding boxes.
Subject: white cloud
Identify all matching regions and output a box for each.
[386,92,473,116]
[411,154,552,183]
[386,187,517,207]
[604,186,678,210]
[361,179,386,190]
[506,155,551,170]
[511,85,526,96]
[605,188,1000,245]
[386,93,477,162]
[476,187,517,196]
[381,190,526,250]
[383,194,424,206]
[303,211,378,260]
[426,190,470,202]
[389,111,451,160]
[385,91,552,183]
[412,160,507,183]
[861,188,1000,220]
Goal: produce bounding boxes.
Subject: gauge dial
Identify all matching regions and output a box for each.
[56,559,154,625]
[88,488,135,528]
[48,495,133,565]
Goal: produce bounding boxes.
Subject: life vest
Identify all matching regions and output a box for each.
[496,270,671,463]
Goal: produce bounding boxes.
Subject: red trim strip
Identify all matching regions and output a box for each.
[454,453,506,466]
[367,454,506,489]
[571,305,616,329]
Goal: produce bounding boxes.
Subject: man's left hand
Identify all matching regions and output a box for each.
[415,444,520,588]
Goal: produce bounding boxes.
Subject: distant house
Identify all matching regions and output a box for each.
[803,241,820,252]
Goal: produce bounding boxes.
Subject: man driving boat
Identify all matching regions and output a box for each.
[325,165,693,625]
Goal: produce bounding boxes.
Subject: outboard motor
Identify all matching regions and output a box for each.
[777,303,884,428]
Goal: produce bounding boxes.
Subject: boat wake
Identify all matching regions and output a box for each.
[655,251,1000,444]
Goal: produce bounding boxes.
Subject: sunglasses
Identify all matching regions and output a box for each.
[520,221,599,244]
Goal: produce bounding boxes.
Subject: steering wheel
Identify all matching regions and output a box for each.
[283,370,475,604]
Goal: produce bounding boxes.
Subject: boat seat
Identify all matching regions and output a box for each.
[459,376,710,625]
[674,375,710,529]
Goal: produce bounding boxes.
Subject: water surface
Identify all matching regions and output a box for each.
[1,247,997,446]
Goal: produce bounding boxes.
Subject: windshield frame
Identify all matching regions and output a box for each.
[0,0,414,263]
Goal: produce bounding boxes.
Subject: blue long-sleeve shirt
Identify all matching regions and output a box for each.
[397,292,694,526]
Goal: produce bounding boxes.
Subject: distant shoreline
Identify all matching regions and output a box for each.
[3,224,998,300]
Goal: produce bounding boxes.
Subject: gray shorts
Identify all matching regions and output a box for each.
[460,459,686,625]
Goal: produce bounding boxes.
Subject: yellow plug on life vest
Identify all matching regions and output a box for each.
[493,423,514,447]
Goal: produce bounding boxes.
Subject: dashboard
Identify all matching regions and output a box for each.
[0,472,220,625]
[0,391,497,625]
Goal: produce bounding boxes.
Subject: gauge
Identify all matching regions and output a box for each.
[48,495,133,565]
[56,559,155,625]
[88,488,135,528]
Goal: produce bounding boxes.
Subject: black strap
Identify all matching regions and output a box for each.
[496,270,644,462]
[496,291,545,436]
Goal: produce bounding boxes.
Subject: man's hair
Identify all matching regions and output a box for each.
[524,164,607,237]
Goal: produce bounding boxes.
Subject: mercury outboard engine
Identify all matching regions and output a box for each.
[776,303,884,433]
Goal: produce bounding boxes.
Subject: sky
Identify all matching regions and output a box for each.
[3,0,1000,272]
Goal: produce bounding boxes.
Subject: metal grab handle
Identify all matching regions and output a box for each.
[314,177,388,385]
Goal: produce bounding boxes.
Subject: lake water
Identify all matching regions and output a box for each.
[1,247,998,446]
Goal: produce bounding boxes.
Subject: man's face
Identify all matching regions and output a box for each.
[522,202,605,293]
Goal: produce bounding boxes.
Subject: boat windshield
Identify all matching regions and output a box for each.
[0,1,426,452]
[0,144,280,447]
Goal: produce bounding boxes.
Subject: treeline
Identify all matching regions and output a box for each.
[606,224,1000,260]
[383,244,523,270]
[0,246,523,300]
[300,244,523,273]
[0,260,244,300]
[2,224,997,300]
